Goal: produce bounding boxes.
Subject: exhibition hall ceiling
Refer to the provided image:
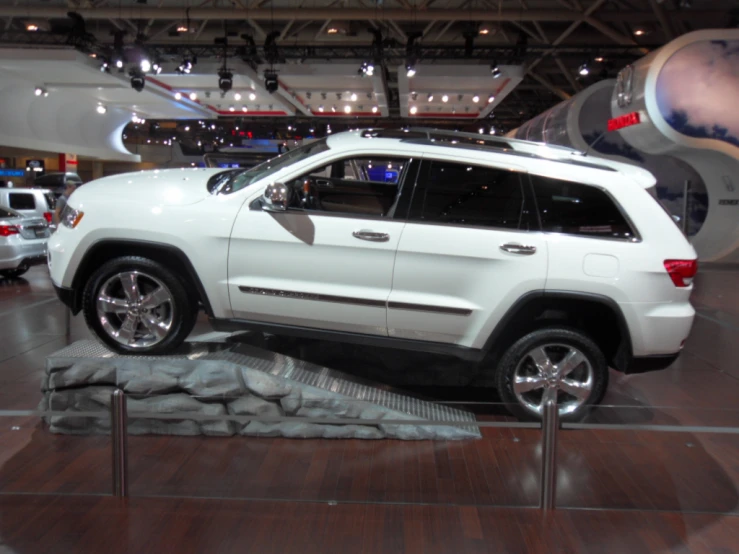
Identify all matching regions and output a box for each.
[0,0,735,132]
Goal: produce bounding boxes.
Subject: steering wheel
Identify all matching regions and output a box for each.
[299,177,322,210]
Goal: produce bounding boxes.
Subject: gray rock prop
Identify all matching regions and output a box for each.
[41,340,481,441]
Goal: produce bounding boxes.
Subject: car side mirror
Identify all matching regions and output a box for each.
[263,182,291,212]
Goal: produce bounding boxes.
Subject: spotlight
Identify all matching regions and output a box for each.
[472,95,480,103]
[218,69,233,93]
[478,127,484,134]
[130,71,145,92]
[234,92,242,101]
[372,106,378,113]
[479,25,490,35]
[242,106,248,112]
[442,94,449,103]
[410,106,418,115]
[100,60,109,73]
[95,104,106,114]
[115,59,124,69]
[249,92,257,101]
[488,95,495,103]
[578,63,590,76]
[427,94,434,102]
[491,64,501,78]
[229,105,235,112]
[264,70,279,94]
[350,93,357,101]
[189,92,197,101]
[332,106,337,113]
[177,58,194,74]
[152,62,162,75]
[175,92,182,100]
[34,87,44,96]
[177,24,189,33]
[26,23,39,32]
[359,61,375,77]
[318,105,324,112]
[185,126,190,131]
[344,105,352,114]
[406,63,417,78]
[489,127,496,135]
[594,56,605,63]
[140,58,151,73]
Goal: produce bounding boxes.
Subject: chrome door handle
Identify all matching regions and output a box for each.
[500,242,537,255]
[353,230,390,242]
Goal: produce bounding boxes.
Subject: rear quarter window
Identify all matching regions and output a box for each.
[530,175,637,240]
[8,193,35,210]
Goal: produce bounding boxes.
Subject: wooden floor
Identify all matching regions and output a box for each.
[0,266,738,552]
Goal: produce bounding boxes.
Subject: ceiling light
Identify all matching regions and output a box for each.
[249,92,257,101]
[410,106,418,115]
[318,105,324,112]
[633,27,648,36]
[479,26,490,35]
[406,63,417,78]
[218,69,233,93]
[491,64,501,78]
[189,92,197,100]
[229,105,235,112]
[578,63,590,76]
[594,56,605,63]
[96,105,107,114]
[427,94,434,102]
[185,126,190,131]
[478,127,484,134]
[140,58,151,73]
[26,23,39,32]
[372,106,378,113]
[100,61,109,72]
[152,63,162,75]
[359,61,375,77]
[175,92,182,100]
[234,92,242,101]
[472,95,480,103]
[177,24,189,33]
[116,59,124,69]
[332,106,336,113]
[242,106,248,112]
[350,92,357,101]
[34,87,44,97]
[344,105,352,114]
[442,94,449,103]
[488,95,495,103]
[327,26,339,34]
[489,127,496,135]
[264,70,278,94]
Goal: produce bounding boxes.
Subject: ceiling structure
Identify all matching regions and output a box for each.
[0,0,735,152]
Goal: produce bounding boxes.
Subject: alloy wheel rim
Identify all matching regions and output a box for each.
[512,343,594,417]
[96,270,174,348]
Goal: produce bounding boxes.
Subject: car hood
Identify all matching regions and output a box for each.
[78,168,229,206]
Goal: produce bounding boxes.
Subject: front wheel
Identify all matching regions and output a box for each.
[496,328,608,421]
[82,256,198,354]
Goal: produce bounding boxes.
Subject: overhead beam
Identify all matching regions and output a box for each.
[649,0,675,41]
[527,71,571,101]
[0,6,724,22]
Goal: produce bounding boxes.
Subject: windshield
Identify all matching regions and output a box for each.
[218,138,330,194]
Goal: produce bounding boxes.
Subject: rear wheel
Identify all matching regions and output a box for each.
[496,328,608,421]
[82,256,198,354]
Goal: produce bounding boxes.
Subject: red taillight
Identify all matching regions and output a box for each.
[664,259,698,287]
[0,225,20,237]
[43,212,52,224]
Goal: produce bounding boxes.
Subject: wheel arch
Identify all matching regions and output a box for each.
[68,239,213,317]
[482,290,633,372]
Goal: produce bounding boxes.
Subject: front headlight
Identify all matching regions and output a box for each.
[60,205,84,229]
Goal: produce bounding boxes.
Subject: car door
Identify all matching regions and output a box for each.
[227,154,419,337]
[387,156,548,349]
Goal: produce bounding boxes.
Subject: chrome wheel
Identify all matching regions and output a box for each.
[513,343,594,417]
[96,271,174,349]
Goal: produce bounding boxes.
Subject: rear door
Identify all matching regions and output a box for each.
[387,156,548,349]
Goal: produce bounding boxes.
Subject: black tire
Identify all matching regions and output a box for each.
[82,256,198,354]
[496,327,608,421]
[1,268,28,279]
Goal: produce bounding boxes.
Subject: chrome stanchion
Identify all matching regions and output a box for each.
[540,397,559,511]
[111,389,129,498]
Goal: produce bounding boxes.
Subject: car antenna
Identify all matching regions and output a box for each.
[583,129,608,157]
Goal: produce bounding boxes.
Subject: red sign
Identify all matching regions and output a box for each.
[607,112,641,132]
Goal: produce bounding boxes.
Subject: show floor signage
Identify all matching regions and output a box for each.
[0,169,24,177]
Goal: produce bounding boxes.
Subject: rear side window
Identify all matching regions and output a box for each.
[8,193,35,210]
[530,175,636,240]
[409,161,529,230]
[44,193,56,210]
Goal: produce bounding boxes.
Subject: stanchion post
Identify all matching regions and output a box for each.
[111,389,129,498]
[540,397,559,511]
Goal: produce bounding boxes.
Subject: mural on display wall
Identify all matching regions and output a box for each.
[657,40,739,149]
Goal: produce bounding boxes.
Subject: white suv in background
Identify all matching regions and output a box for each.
[47,129,697,418]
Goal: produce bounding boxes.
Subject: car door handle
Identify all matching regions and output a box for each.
[353,230,390,242]
[315,179,333,187]
[500,243,537,255]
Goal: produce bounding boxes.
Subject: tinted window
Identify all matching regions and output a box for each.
[44,193,56,210]
[409,161,527,229]
[8,193,35,210]
[531,175,636,240]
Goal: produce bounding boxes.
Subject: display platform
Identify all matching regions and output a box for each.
[39,332,480,440]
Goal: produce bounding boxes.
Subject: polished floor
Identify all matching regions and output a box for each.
[0,266,738,552]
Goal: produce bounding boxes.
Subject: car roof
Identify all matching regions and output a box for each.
[325,128,656,188]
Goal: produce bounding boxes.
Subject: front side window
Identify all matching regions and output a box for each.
[531,175,636,240]
[283,156,412,217]
[408,161,528,230]
[219,138,330,194]
[8,193,35,210]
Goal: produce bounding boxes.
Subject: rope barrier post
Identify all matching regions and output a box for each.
[540,397,559,511]
[111,389,128,498]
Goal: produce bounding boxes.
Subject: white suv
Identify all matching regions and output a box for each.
[48,129,697,418]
